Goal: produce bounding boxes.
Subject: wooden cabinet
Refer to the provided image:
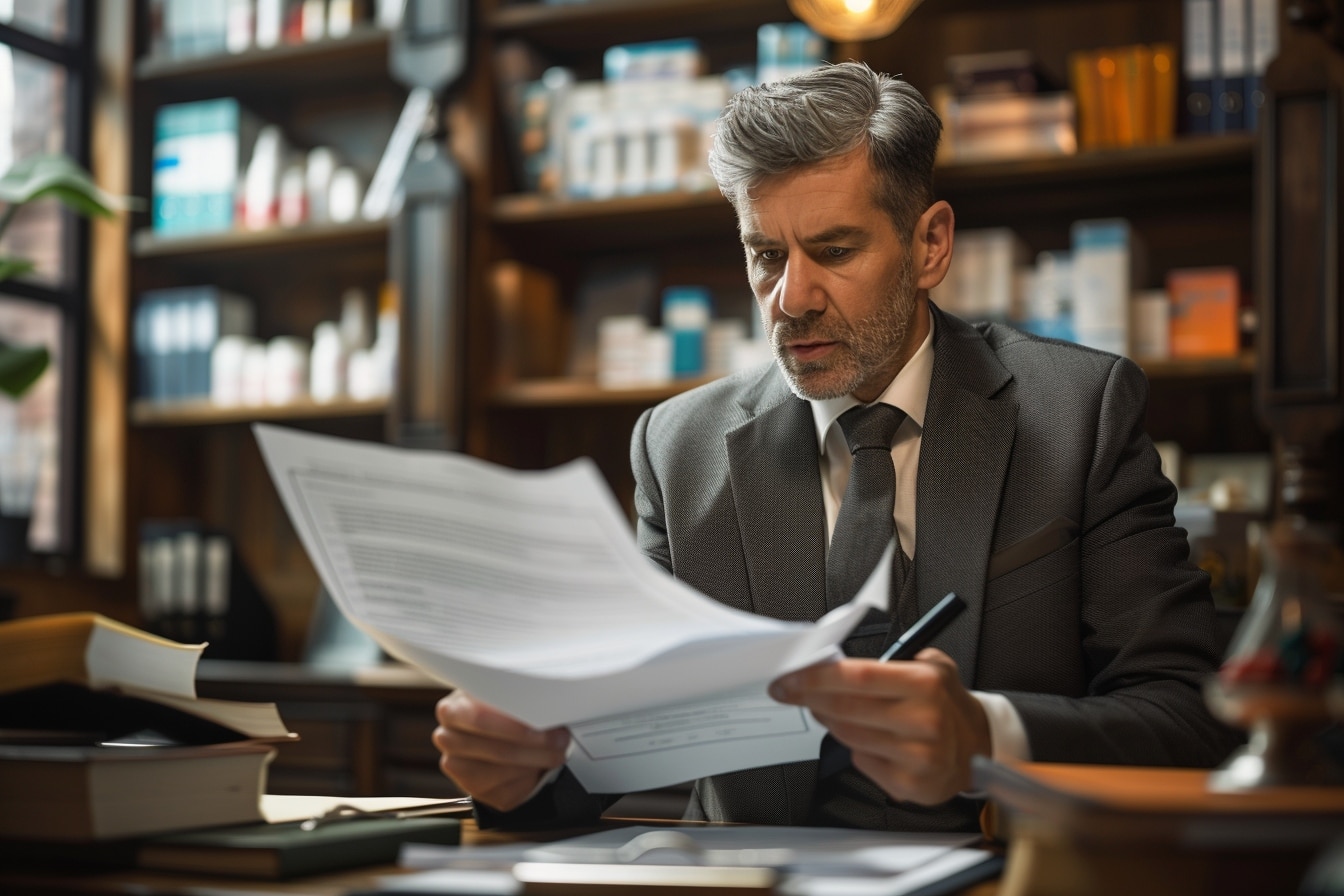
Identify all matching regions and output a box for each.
[468,0,1267,514]
[194,660,460,798]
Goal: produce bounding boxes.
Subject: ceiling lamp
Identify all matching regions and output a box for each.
[787,0,923,42]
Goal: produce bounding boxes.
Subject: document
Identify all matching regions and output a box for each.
[254,425,889,792]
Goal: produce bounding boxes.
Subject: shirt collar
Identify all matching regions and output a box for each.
[808,309,936,455]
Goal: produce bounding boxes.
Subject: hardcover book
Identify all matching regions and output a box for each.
[137,815,461,879]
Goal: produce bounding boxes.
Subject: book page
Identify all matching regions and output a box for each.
[255,424,889,792]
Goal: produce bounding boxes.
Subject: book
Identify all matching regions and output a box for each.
[136,815,461,879]
[0,741,275,841]
[942,92,1076,162]
[1215,0,1251,132]
[0,611,199,700]
[1246,0,1279,131]
[946,48,1059,98]
[1183,0,1218,134]
[0,612,293,743]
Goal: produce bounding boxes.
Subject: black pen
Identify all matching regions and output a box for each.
[877,591,966,662]
[816,592,967,778]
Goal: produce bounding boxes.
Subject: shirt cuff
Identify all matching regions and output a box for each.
[960,691,1030,799]
[972,690,1031,763]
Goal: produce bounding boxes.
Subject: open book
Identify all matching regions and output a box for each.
[254,424,888,793]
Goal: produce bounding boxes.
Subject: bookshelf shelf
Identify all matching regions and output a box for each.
[131,220,389,263]
[134,27,391,94]
[937,134,1255,191]
[129,396,389,428]
[1138,353,1256,381]
[491,136,1253,237]
[489,0,792,47]
[487,355,1253,410]
[491,189,737,248]
[489,376,719,409]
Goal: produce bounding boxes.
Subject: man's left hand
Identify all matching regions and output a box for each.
[769,648,992,804]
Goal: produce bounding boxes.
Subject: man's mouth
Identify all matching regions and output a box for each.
[787,340,837,362]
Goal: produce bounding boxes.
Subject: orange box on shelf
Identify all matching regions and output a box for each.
[1166,266,1240,358]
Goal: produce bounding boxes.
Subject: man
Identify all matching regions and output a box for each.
[433,61,1238,831]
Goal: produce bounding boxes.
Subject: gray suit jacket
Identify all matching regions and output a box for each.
[625,304,1237,826]
[479,305,1237,832]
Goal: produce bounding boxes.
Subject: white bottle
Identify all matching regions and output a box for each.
[309,321,347,402]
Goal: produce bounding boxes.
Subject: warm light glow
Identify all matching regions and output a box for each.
[787,0,923,42]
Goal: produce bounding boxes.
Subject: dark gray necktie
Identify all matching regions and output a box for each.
[825,402,907,610]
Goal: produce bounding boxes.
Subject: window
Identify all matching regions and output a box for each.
[0,0,90,559]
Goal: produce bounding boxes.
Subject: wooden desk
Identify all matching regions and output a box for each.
[0,818,1002,896]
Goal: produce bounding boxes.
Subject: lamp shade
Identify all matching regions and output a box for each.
[786,0,923,41]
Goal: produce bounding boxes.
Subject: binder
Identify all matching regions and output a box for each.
[1246,0,1280,131]
[1215,0,1250,132]
[1182,0,1217,134]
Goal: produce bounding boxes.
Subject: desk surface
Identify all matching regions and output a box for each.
[0,818,1002,896]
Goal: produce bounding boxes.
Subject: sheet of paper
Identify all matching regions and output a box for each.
[254,424,889,792]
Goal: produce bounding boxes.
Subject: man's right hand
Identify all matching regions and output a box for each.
[432,691,571,812]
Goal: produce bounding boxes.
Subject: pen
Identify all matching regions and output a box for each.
[816,592,967,778]
[877,591,966,662]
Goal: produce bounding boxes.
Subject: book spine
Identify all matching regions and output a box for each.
[1215,0,1250,132]
[1182,0,1217,134]
[1246,0,1279,131]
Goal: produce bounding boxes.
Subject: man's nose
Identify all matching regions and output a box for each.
[775,256,826,319]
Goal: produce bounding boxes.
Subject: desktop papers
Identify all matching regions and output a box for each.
[254,424,889,793]
[392,825,998,896]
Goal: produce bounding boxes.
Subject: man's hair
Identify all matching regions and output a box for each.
[708,61,942,238]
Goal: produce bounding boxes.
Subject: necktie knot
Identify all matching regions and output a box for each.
[838,403,906,455]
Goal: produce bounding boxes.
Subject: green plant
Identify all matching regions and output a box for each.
[0,152,122,398]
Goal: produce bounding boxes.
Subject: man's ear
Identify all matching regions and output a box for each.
[914,200,954,291]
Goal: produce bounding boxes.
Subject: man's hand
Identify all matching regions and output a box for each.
[432,691,570,812]
[769,648,991,804]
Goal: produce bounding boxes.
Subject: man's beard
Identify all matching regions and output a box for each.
[766,251,918,401]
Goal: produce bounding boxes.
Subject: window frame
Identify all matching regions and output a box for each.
[0,1,94,560]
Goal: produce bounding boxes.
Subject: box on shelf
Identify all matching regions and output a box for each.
[1167,266,1240,358]
[152,98,261,236]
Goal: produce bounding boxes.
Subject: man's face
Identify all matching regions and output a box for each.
[737,147,926,402]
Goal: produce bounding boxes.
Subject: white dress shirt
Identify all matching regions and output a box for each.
[806,312,1031,766]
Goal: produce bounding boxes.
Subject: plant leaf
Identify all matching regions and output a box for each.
[0,153,128,220]
[0,257,35,280]
[0,341,50,399]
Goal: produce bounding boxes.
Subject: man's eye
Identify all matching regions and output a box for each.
[755,249,783,262]
[824,246,851,259]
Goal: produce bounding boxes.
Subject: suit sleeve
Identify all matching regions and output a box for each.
[632,406,674,574]
[1001,356,1242,767]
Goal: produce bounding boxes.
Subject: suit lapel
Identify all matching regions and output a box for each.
[725,369,829,623]
[915,307,1017,686]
